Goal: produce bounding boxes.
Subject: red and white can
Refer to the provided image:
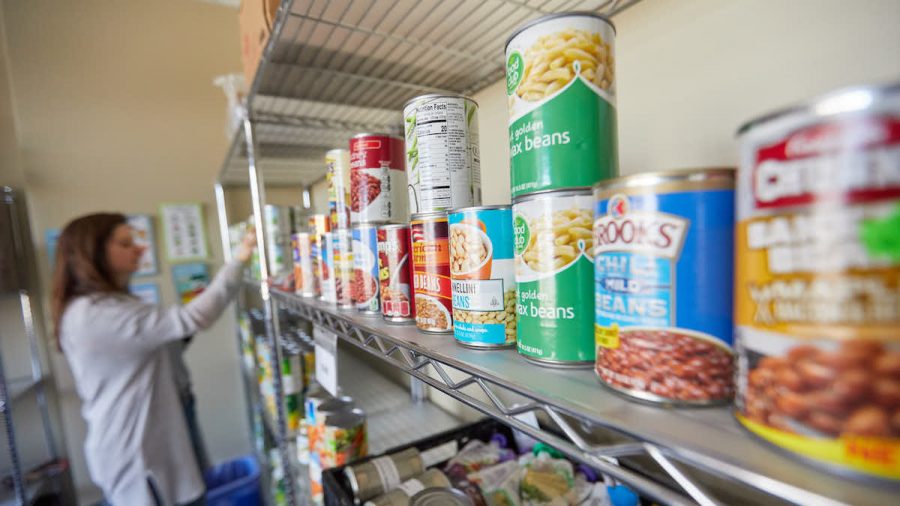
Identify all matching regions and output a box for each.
[410,212,453,333]
[292,232,316,297]
[349,134,407,224]
[377,224,415,323]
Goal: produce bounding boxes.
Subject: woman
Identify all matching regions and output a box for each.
[51,213,255,506]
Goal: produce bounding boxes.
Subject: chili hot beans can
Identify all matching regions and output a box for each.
[326,148,352,229]
[403,94,481,214]
[410,212,453,333]
[505,13,618,198]
[352,224,381,314]
[735,83,900,480]
[292,231,316,297]
[449,206,517,348]
[319,231,336,304]
[513,189,594,366]
[377,224,415,323]
[333,229,354,309]
[350,134,407,223]
[593,169,736,405]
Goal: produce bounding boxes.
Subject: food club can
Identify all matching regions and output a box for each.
[505,13,618,198]
[333,229,354,309]
[326,148,352,229]
[350,134,407,223]
[593,169,736,405]
[377,224,415,323]
[352,224,381,314]
[513,189,594,366]
[403,94,481,214]
[410,212,453,333]
[319,231,337,304]
[292,232,316,297]
[734,83,900,480]
[449,206,517,348]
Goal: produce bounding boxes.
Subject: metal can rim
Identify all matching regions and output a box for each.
[351,132,404,140]
[403,93,478,111]
[736,81,900,137]
[448,204,512,214]
[344,467,362,496]
[410,487,473,506]
[377,223,410,231]
[511,187,592,204]
[326,147,349,155]
[592,167,735,192]
[505,11,616,52]
[410,211,449,221]
[351,221,391,228]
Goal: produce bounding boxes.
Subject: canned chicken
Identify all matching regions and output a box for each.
[319,231,337,303]
[411,212,453,333]
[513,189,595,365]
[292,232,316,297]
[734,83,900,480]
[352,224,382,314]
[592,169,736,405]
[333,229,354,309]
[378,224,416,323]
[449,206,517,348]
[346,448,425,502]
[403,94,481,214]
[327,148,352,229]
[505,13,618,197]
[350,134,408,223]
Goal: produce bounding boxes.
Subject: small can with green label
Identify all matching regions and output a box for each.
[505,13,618,198]
[513,188,595,366]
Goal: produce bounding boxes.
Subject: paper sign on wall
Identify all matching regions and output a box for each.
[160,203,208,262]
[313,325,338,397]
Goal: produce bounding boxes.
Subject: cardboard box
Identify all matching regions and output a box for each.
[239,0,281,87]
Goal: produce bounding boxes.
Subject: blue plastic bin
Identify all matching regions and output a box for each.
[204,455,262,506]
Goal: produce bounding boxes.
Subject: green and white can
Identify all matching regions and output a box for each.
[513,188,595,366]
[505,13,618,198]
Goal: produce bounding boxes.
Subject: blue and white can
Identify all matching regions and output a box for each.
[593,168,735,405]
[351,224,381,314]
[449,205,517,348]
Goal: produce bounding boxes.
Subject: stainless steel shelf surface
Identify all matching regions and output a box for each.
[271,288,897,506]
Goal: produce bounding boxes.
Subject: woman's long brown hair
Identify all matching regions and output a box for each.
[50,213,129,348]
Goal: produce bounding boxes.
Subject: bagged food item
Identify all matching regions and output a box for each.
[519,453,576,505]
[467,460,522,506]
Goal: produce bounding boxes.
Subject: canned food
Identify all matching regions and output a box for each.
[592,169,736,405]
[378,224,415,323]
[309,396,353,458]
[292,232,316,297]
[411,212,453,333]
[346,448,425,502]
[513,189,595,366]
[326,148,352,229]
[403,94,481,214]
[333,229,355,309]
[281,349,303,433]
[319,231,337,304]
[505,13,618,197]
[365,469,451,506]
[309,214,331,297]
[264,204,291,276]
[320,408,368,469]
[734,83,900,480]
[449,206,517,348]
[352,224,382,314]
[410,488,474,506]
[350,134,408,223]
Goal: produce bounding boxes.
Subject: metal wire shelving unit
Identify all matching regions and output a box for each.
[210,1,894,505]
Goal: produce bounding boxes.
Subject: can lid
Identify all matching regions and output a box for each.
[410,210,449,221]
[351,220,393,228]
[351,132,404,140]
[736,81,900,136]
[410,488,474,506]
[403,93,478,112]
[378,223,410,230]
[344,467,362,495]
[326,148,349,154]
[448,204,511,214]
[505,11,616,51]
[316,396,354,414]
[592,167,735,192]
[325,407,366,428]
[511,187,592,204]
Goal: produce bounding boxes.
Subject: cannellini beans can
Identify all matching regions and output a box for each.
[735,83,900,480]
[410,212,453,333]
[333,229,354,309]
[377,224,415,323]
[403,94,481,214]
[505,13,618,198]
[350,134,407,223]
[593,169,736,405]
[352,224,381,314]
[449,206,517,348]
[292,232,316,297]
[513,189,595,366]
[326,148,352,229]
[318,231,336,304]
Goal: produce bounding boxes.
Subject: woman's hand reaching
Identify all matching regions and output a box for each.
[235,229,257,263]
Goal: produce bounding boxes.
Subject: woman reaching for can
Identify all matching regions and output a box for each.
[50,212,256,506]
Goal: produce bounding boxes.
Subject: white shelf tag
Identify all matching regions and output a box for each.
[313,325,339,396]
